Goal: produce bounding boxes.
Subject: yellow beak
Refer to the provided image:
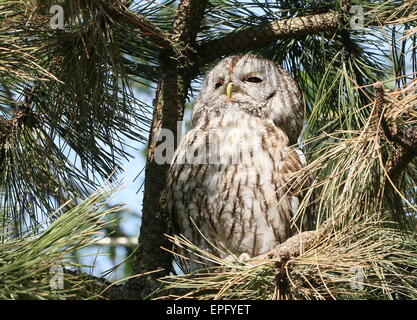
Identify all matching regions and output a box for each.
[226,82,233,99]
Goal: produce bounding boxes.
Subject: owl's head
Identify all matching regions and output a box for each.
[192,54,303,145]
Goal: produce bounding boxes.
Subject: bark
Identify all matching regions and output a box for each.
[130,0,209,299]
[248,227,324,300]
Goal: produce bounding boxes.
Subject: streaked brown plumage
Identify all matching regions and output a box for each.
[167,55,309,271]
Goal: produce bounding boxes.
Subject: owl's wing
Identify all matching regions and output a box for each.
[279,147,313,232]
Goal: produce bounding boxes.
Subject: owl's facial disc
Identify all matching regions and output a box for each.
[203,56,276,104]
[192,55,303,144]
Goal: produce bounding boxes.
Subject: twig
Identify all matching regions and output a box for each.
[101,1,170,49]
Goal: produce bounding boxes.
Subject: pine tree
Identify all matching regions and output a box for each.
[0,0,416,300]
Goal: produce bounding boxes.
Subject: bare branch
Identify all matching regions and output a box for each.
[172,0,209,45]
[197,12,342,64]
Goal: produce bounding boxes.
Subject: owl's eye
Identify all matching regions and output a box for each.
[244,76,263,83]
[214,82,223,89]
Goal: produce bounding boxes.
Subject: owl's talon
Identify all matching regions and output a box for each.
[224,252,251,265]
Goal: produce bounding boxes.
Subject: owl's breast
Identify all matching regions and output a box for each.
[168,108,296,259]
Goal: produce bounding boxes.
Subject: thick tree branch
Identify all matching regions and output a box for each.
[197,12,342,64]
[172,0,208,45]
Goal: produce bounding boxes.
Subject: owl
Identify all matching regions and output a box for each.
[167,54,309,272]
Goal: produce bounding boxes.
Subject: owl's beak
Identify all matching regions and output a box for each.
[226,82,234,99]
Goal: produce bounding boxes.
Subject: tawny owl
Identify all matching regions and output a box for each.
[167,54,309,271]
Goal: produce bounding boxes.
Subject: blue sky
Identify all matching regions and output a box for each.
[82,80,196,281]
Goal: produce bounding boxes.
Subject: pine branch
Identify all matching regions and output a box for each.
[0,189,118,300]
[172,0,207,42]
[197,12,342,64]
[101,1,170,49]
[0,86,35,143]
[374,82,417,182]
